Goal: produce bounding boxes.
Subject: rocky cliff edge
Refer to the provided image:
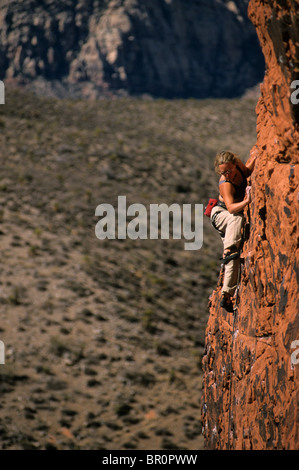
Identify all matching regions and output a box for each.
[202,0,299,450]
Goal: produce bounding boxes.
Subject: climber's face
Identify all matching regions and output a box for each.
[219,162,237,182]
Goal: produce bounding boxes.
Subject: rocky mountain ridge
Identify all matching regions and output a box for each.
[0,0,264,99]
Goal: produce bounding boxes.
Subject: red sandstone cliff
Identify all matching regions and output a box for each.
[202,0,299,450]
[0,0,264,99]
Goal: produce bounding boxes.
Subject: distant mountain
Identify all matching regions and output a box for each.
[0,0,264,99]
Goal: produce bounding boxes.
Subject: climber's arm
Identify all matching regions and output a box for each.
[245,146,259,174]
[219,182,251,214]
[235,157,253,177]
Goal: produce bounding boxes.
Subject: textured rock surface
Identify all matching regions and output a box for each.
[0,0,264,98]
[202,0,299,450]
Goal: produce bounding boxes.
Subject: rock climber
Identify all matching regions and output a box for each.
[210,149,257,311]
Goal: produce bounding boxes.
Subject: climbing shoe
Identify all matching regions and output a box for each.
[220,293,234,312]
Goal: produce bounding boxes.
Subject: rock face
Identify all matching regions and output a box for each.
[202,0,299,450]
[0,0,264,98]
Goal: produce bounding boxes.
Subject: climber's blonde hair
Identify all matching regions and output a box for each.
[214,151,238,174]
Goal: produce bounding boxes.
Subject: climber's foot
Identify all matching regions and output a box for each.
[220,293,234,312]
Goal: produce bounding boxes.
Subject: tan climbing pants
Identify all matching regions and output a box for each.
[210,205,244,296]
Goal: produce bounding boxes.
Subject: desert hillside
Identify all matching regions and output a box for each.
[0,88,257,449]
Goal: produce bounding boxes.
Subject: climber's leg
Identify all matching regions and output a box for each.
[214,210,244,299]
[222,217,243,297]
[221,212,244,253]
[222,255,241,297]
[212,208,243,251]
